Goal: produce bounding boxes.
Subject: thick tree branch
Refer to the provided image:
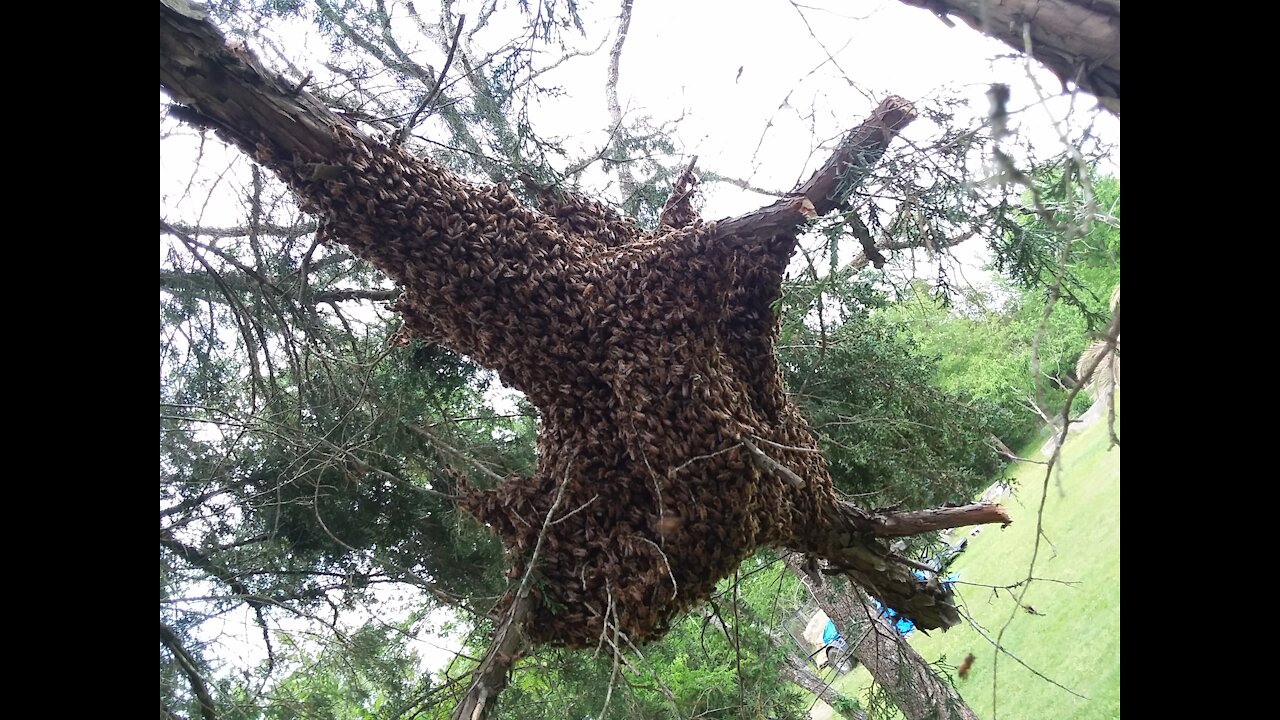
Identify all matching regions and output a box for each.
[711,95,915,248]
[794,96,917,215]
[898,0,1119,114]
[714,195,818,245]
[762,624,867,719]
[871,502,1011,537]
[789,561,979,720]
[451,592,534,720]
[161,0,367,158]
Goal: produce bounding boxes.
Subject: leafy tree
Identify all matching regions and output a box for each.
[882,171,1119,448]
[779,275,1005,510]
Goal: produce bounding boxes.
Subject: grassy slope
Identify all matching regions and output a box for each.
[828,399,1120,719]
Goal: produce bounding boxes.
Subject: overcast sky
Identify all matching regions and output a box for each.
[506,0,1118,217]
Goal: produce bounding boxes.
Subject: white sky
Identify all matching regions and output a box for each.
[162,0,1119,682]
[516,0,1118,214]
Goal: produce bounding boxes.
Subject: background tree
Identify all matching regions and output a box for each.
[881,169,1120,448]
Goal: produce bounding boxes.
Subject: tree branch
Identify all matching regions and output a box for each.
[897,0,1119,114]
[794,96,917,216]
[870,502,1011,537]
[398,13,466,147]
[605,0,638,205]
[159,621,219,720]
[164,220,318,239]
[711,95,915,247]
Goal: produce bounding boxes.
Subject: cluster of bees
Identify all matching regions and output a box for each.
[258,123,957,647]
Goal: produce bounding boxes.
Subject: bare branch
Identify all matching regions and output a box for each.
[740,438,805,489]
[605,0,638,204]
[398,14,466,147]
[870,502,1011,537]
[159,621,219,720]
[165,220,318,239]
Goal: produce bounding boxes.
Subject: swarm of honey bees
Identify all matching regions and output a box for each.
[258,123,959,648]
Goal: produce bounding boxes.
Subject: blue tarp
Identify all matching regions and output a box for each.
[821,572,959,642]
[873,572,958,637]
[869,598,917,635]
[822,619,840,645]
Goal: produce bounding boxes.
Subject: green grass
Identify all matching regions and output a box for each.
[829,398,1120,719]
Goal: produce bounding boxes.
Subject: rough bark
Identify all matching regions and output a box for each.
[794,95,917,214]
[159,621,219,720]
[791,560,978,720]
[898,0,1119,114]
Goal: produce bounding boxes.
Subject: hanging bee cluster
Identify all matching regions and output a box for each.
[159,0,961,652]
[255,123,956,647]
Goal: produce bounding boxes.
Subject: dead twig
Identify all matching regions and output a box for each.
[397,14,466,147]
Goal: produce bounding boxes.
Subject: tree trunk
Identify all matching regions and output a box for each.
[737,611,868,719]
[778,651,868,720]
[790,560,979,720]
[898,0,1119,114]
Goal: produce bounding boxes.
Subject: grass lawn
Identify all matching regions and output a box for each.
[826,398,1120,719]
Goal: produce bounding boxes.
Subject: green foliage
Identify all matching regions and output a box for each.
[220,623,433,720]
[778,275,1005,510]
[831,694,864,717]
[880,173,1119,449]
[988,165,1120,327]
[160,178,528,716]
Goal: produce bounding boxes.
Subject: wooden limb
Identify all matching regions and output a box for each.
[787,558,979,720]
[159,621,219,720]
[845,212,886,269]
[794,95,917,215]
[870,502,1011,537]
[450,590,534,720]
[897,0,1120,114]
[711,95,914,246]
[160,0,366,161]
[713,195,817,246]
